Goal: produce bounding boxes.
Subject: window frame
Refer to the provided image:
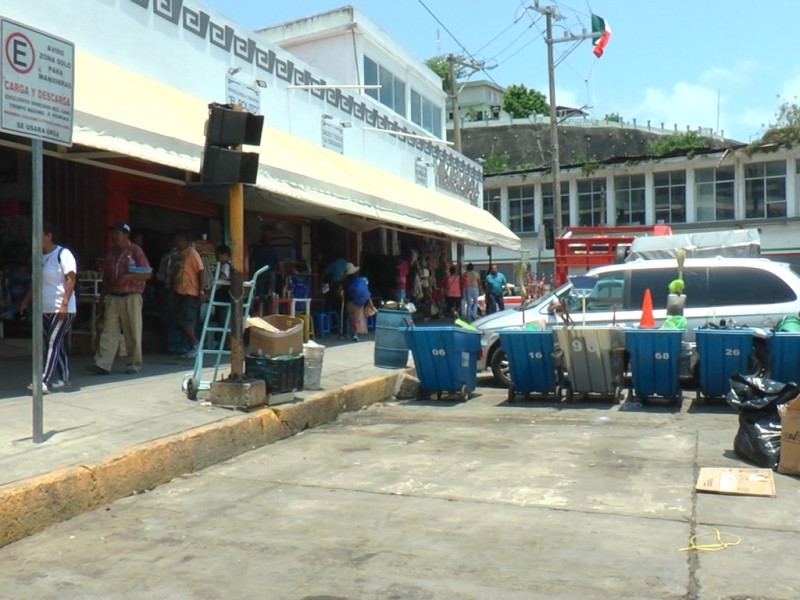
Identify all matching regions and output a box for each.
[614,174,646,225]
[653,171,687,224]
[695,166,735,222]
[744,160,787,220]
[507,185,536,234]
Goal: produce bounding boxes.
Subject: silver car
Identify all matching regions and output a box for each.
[475,257,800,386]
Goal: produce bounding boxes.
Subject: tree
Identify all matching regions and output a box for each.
[604,113,621,123]
[425,55,466,93]
[647,131,708,156]
[502,84,548,119]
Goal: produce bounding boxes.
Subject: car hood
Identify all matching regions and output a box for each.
[472,298,553,331]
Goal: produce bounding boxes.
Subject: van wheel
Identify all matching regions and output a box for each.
[490,347,512,388]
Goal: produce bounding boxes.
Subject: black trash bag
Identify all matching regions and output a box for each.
[726,373,798,469]
[726,373,799,412]
[733,411,782,469]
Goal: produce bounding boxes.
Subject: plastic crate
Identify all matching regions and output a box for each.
[499,328,557,400]
[245,354,304,394]
[403,326,481,400]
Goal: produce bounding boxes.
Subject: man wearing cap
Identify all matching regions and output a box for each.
[89,222,151,375]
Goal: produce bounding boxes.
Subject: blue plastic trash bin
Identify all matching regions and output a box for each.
[403,326,481,400]
[499,328,557,401]
[624,329,684,403]
[695,328,755,399]
[768,332,800,384]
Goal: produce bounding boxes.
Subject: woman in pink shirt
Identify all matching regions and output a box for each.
[444,265,461,318]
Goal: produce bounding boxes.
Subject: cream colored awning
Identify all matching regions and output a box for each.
[69,51,521,251]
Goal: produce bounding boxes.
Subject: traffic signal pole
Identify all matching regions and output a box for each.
[229,177,245,380]
[200,102,264,406]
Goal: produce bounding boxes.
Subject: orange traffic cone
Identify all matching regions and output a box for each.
[639,288,655,328]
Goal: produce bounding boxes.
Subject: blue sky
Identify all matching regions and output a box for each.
[202,0,800,143]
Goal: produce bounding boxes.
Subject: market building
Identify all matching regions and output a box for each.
[0,1,519,349]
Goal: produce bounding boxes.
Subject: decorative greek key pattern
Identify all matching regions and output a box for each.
[128,0,481,203]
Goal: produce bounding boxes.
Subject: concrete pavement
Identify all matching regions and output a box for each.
[0,329,411,547]
[2,392,799,599]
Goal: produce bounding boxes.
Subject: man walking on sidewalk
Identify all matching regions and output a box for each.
[90,222,151,375]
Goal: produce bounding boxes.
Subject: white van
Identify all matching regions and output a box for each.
[475,257,800,386]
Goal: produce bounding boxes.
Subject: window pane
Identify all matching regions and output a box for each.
[709,267,796,306]
[364,57,378,100]
[766,160,787,176]
[432,106,442,137]
[410,89,421,126]
[717,182,734,220]
[394,77,405,114]
[379,66,392,107]
[745,179,765,218]
[696,183,715,222]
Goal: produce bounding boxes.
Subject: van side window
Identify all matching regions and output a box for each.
[629,267,708,309]
[709,267,797,306]
[565,272,625,312]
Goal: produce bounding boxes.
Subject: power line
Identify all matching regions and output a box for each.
[416,0,502,88]
[473,14,526,56]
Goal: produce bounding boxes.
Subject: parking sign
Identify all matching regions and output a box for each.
[1,18,74,145]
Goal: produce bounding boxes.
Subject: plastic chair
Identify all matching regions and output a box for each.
[328,310,341,335]
[296,313,315,342]
[313,312,331,337]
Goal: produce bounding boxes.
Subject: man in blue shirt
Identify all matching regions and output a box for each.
[484,263,507,314]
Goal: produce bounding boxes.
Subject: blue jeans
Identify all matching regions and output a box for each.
[487,292,505,315]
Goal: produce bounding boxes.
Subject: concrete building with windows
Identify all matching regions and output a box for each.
[474,143,800,279]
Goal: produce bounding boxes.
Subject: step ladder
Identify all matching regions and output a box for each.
[182,264,270,400]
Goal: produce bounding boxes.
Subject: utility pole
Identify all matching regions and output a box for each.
[530,1,602,237]
[448,54,463,154]
[448,54,484,280]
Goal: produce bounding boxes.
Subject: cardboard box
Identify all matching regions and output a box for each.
[695,467,776,497]
[778,395,800,476]
[247,315,304,357]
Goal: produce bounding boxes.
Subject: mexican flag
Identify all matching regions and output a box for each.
[591,14,611,58]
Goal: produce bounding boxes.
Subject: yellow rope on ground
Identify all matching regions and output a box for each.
[679,528,741,552]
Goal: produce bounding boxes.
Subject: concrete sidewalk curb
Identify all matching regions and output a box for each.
[0,370,409,548]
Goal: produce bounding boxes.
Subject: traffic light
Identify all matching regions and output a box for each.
[200,103,264,184]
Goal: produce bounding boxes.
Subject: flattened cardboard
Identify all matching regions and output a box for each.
[695,467,776,497]
[778,395,800,476]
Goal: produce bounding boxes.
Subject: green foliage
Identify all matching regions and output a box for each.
[647,131,708,156]
[515,162,538,170]
[502,84,548,119]
[483,153,510,174]
[604,113,621,123]
[757,101,800,146]
[425,55,466,93]
[576,152,600,177]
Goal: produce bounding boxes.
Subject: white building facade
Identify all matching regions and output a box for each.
[471,145,800,277]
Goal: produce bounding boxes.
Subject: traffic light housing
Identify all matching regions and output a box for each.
[200,103,264,184]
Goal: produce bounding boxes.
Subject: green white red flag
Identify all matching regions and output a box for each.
[591,14,611,58]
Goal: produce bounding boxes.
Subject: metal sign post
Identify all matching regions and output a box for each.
[1,19,74,443]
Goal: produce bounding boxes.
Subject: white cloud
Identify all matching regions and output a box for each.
[700,60,758,87]
[623,82,719,132]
